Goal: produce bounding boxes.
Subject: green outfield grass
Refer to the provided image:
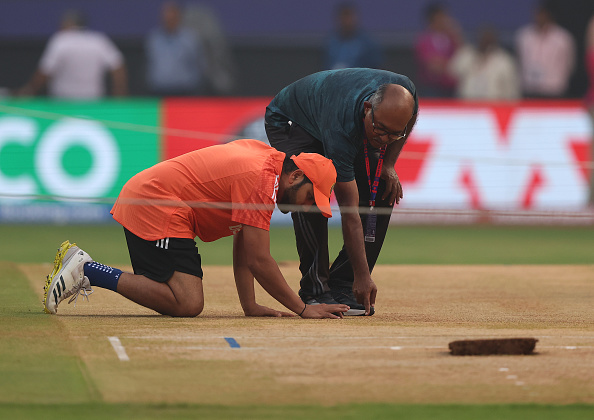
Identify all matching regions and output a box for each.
[1,261,593,419]
[1,223,593,266]
[2,225,594,419]
[2,403,594,420]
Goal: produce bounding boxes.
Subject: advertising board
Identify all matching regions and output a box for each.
[162,99,592,212]
[0,100,159,222]
[1,98,590,223]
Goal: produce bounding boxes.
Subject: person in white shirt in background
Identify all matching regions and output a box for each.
[18,10,127,99]
[449,26,521,100]
[515,0,575,98]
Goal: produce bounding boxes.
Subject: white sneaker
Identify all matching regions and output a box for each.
[43,240,94,314]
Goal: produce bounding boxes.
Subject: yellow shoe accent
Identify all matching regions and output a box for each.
[43,240,76,314]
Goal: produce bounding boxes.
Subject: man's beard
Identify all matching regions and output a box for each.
[277,179,308,214]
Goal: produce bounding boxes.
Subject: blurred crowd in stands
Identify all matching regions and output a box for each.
[13,1,236,100]
[414,1,578,100]
[4,0,594,104]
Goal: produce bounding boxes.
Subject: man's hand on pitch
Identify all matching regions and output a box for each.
[381,165,403,205]
[244,303,294,317]
[353,277,377,316]
[301,303,349,319]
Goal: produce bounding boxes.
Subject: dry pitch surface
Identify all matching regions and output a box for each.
[21,263,594,405]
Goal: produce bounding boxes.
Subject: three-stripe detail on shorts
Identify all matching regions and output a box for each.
[156,238,170,249]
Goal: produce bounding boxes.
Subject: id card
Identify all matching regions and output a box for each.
[364,207,377,243]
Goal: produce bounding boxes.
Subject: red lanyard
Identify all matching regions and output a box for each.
[363,138,386,208]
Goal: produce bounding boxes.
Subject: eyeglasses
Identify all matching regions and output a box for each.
[370,106,407,142]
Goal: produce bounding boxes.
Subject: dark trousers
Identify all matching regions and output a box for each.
[266,122,394,298]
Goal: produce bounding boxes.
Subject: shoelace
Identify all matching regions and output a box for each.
[67,278,94,307]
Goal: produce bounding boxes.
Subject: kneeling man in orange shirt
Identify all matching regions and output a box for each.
[43,139,348,319]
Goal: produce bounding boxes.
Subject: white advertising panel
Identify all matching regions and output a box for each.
[396,101,592,212]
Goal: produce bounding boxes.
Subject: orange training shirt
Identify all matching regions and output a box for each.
[111,139,285,242]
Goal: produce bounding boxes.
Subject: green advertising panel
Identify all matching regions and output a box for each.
[0,100,160,222]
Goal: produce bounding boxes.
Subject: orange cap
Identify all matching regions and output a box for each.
[291,153,336,218]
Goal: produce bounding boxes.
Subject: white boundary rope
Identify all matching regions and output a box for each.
[1,192,593,224]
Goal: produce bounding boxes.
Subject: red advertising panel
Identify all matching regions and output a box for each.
[162,98,592,211]
[162,97,272,159]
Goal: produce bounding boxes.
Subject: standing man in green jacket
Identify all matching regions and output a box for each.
[265,68,419,316]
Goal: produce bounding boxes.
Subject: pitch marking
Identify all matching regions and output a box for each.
[108,336,130,361]
[125,335,594,341]
[224,337,241,348]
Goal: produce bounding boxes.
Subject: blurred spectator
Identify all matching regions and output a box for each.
[515,1,575,98]
[324,2,383,70]
[183,3,236,95]
[18,10,127,99]
[449,26,521,100]
[145,1,207,96]
[414,2,462,98]
[586,14,594,205]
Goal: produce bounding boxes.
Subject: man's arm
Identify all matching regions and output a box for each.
[333,180,377,315]
[17,70,48,97]
[381,112,418,205]
[110,65,128,97]
[232,229,293,317]
[233,225,349,319]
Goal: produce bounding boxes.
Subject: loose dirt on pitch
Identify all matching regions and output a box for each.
[21,263,594,405]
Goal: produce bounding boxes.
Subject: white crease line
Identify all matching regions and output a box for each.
[108,336,130,361]
[122,339,594,352]
[528,336,594,339]
[127,343,593,353]
[131,345,446,351]
[539,345,594,349]
[126,335,442,340]
[125,335,594,341]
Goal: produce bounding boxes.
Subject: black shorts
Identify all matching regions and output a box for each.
[124,228,203,283]
[265,122,324,157]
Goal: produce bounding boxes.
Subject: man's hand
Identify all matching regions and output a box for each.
[353,276,378,316]
[244,303,295,317]
[301,303,350,319]
[381,164,403,205]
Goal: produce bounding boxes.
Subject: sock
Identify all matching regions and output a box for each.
[84,262,122,292]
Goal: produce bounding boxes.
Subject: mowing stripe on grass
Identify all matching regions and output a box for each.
[0,402,593,419]
[0,262,97,403]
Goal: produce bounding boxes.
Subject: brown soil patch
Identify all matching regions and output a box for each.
[22,263,594,405]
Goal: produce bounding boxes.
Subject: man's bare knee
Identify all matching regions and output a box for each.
[172,300,204,317]
[167,272,204,317]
